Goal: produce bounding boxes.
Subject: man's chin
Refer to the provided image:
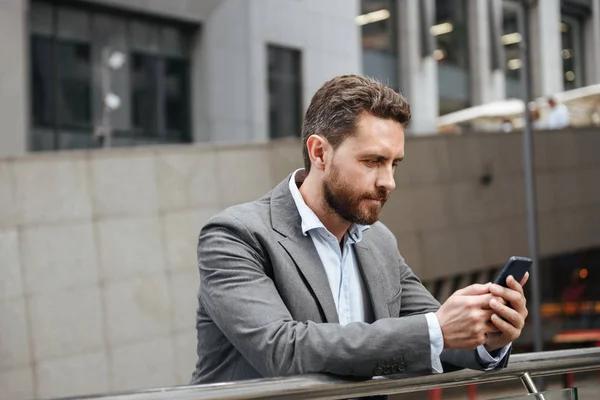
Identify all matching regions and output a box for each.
[355,209,381,225]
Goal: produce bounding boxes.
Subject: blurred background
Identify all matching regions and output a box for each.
[0,0,599,399]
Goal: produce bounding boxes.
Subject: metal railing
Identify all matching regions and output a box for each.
[61,348,600,400]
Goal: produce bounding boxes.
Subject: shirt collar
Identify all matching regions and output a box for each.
[288,168,369,241]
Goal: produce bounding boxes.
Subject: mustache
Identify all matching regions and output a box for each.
[363,189,389,202]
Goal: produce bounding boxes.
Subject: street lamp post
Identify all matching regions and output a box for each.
[518,0,544,356]
[95,48,125,148]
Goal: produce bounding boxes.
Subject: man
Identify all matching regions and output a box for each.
[546,97,570,129]
[191,75,528,386]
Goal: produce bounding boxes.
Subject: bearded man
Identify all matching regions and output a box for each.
[191,75,529,393]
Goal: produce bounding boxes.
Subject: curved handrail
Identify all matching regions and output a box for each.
[56,348,600,400]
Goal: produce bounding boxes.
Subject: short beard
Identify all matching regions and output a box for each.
[322,164,388,225]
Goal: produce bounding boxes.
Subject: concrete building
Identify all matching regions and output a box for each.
[361,0,600,132]
[0,0,361,158]
[2,0,600,156]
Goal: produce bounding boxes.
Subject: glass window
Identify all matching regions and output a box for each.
[164,59,189,140]
[56,42,92,127]
[360,0,396,53]
[561,15,585,90]
[435,0,470,115]
[161,26,187,58]
[360,0,398,90]
[268,45,302,139]
[30,1,53,36]
[434,0,468,68]
[29,0,192,151]
[130,53,190,143]
[57,7,90,41]
[31,36,55,128]
[502,1,522,99]
[91,13,129,132]
[131,54,159,137]
[30,1,92,150]
[131,20,160,54]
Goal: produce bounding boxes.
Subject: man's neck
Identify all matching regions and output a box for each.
[298,172,350,243]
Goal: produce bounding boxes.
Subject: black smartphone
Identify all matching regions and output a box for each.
[494,256,532,287]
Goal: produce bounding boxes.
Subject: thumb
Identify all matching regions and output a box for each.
[455,283,491,296]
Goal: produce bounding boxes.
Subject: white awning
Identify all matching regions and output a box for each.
[436,83,600,132]
[437,99,525,131]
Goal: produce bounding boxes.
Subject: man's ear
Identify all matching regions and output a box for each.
[306,135,329,171]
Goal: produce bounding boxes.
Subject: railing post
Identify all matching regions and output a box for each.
[520,372,539,392]
[428,388,442,400]
[467,384,478,400]
[520,372,547,400]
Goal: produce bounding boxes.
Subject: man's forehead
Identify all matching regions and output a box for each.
[348,123,404,153]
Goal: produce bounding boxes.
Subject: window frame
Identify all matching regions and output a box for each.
[502,0,523,99]
[561,13,586,90]
[267,44,303,140]
[29,0,194,151]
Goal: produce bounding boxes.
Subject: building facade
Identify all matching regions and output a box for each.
[1,2,600,398]
[0,0,361,157]
[1,0,599,152]
[361,0,600,132]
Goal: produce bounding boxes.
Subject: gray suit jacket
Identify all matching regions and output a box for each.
[191,175,509,385]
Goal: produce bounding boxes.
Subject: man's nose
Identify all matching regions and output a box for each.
[377,167,396,192]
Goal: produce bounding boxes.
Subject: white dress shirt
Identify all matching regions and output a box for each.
[289,169,509,372]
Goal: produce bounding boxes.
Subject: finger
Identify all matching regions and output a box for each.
[490,299,524,329]
[520,272,530,287]
[490,313,519,340]
[480,295,506,309]
[499,286,527,316]
[468,293,500,309]
[490,284,525,310]
[455,283,491,296]
[506,278,528,315]
[506,275,525,296]
[479,308,495,320]
[493,296,507,306]
[485,321,500,333]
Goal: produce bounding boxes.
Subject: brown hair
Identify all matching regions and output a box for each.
[301,74,411,172]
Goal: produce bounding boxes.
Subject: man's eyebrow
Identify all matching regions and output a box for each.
[360,154,404,162]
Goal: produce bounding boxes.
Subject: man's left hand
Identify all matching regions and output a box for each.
[484,273,529,352]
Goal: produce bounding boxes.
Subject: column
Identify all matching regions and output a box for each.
[192,0,254,143]
[467,0,505,105]
[397,0,438,135]
[584,0,600,84]
[529,0,563,97]
[0,0,28,157]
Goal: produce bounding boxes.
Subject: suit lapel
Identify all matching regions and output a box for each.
[271,175,339,324]
[279,236,339,323]
[354,241,391,320]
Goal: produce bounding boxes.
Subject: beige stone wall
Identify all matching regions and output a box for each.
[383,129,600,281]
[1,130,599,399]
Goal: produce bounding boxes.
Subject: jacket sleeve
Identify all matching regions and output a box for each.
[197,214,435,378]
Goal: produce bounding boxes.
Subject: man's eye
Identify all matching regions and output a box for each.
[365,160,378,166]
[392,162,398,168]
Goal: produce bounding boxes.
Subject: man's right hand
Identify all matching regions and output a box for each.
[434,283,502,349]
